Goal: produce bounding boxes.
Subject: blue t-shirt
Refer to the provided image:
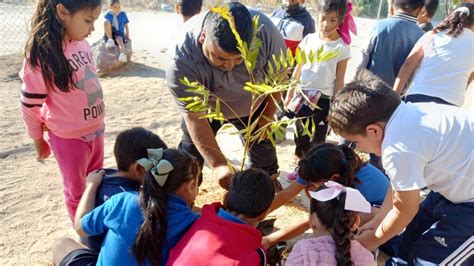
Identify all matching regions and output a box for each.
[86,168,140,251]
[81,192,199,266]
[355,164,389,206]
[104,10,129,37]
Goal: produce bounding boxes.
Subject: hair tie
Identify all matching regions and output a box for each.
[309,181,371,213]
[137,148,174,187]
[454,6,470,16]
[337,2,357,45]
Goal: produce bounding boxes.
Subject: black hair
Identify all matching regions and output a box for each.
[225,168,275,218]
[203,2,253,54]
[298,143,358,187]
[24,0,102,93]
[109,0,119,5]
[328,70,401,136]
[114,127,168,172]
[310,186,357,266]
[177,0,202,17]
[393,0,425,13]
[434,3,474,38]
[317,0,348,22]
[423,0,439,18]
[132,149,200,265]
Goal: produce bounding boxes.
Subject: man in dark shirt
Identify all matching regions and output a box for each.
[167,2,287,189]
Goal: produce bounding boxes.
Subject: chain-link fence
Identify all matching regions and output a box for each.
[0,0,460,56]
[0,1,35,56]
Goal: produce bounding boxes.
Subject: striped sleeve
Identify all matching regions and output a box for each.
[19,60,48,140]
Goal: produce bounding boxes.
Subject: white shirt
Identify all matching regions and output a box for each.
[382,102,474,203]
[406,29,474,106]
[298,33,351,96]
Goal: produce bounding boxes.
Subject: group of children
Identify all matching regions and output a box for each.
[19,0,473,265]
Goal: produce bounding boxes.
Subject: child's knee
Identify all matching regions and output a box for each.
[52,237,75,264]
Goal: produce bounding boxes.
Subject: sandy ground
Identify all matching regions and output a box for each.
[1,7,473,266]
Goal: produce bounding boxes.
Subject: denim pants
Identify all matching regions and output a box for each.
[178,110,279,184]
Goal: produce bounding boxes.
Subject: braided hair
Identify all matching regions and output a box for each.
[310,187,357,266]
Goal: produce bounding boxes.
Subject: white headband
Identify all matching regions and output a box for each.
[454,7,470,16]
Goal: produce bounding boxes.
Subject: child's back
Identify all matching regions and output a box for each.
[168,169,276,265]
[365,14,423,86]
[286,236,375,266]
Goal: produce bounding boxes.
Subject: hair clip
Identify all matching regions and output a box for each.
[137,148,174,187]
[454,6,470,16]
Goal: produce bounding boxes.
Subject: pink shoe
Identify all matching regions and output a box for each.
[286,171,298,181]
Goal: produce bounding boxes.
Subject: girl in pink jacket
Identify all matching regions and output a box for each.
[286,181,375,266]
[21,0,104,222]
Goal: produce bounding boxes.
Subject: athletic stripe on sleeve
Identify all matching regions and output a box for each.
[21,101,43,108]
[21,90,47,99]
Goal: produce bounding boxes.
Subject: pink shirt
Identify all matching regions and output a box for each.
[286,235,376,266]
[20,40,104,140]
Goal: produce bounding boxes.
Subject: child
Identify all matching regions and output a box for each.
[104,0,130,63]
[84,127,167,251]
[21,0,104,222]
[175,0,202,23]
[299,143,389,209]
[286,182,375,265]
[417,0,440,32]
[394,3,474,107]
[356,0,424,87]
[328,70,474,264]
[168,168,276,265]
[262,143,389,248]
[285,0,351,158]
[271,0,316,55]
[52,148,201,266]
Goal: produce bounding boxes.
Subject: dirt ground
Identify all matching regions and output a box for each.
[1,8,472,266]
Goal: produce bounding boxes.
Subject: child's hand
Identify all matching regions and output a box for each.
[86,169,105,186]
[33,138,51,160]
[262,236,272,250]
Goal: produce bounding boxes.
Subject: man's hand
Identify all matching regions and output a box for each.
[355,227,380,251]
[213,164,234,190]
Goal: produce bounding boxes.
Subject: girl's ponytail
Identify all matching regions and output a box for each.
[434,3,474,38]
[331,193,353,266]
[132,149,199,265]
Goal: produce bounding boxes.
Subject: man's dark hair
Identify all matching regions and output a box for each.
[226,168,275,218]
[424,0,439,18]
[393,0,425,13]
[114,127,168,172]
[328,70,401,136]
[203,2,253,54]
[177,0,202,17]
[109,0,120,6]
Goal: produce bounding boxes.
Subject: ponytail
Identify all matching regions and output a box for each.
[24,0,101,92]
[132,149,199,265]
[433,3,474,38]
[310,191,356,266]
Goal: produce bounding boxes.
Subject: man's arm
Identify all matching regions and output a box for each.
[182,112,233,189]
[263,218,310,249]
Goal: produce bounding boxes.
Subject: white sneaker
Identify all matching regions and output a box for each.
[105,39,115,49]
[118,52,127,63]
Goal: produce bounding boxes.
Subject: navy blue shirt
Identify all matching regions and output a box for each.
[87,168,140,251]
[363,13,423,87]
[271,6,316,38]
